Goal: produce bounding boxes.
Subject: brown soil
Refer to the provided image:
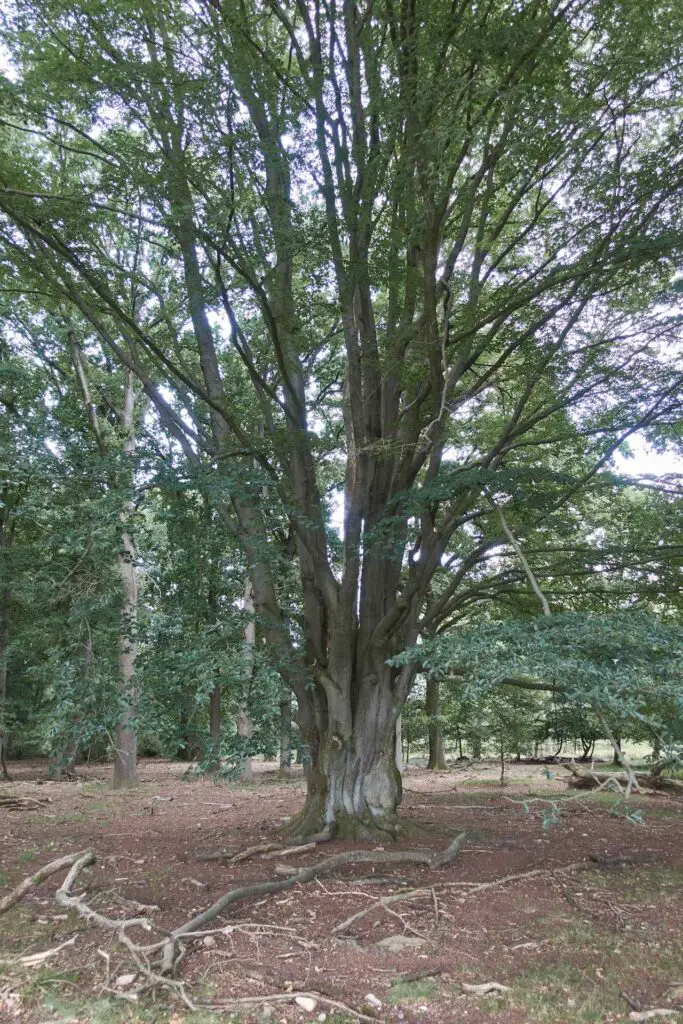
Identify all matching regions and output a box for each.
[1,758,682,1024]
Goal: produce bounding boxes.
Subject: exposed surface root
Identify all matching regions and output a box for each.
[0,849,89,917]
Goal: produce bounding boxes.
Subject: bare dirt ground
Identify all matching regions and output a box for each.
[1,757,682,1024]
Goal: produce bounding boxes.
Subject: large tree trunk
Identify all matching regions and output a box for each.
[426,675,448,771]
[112,370,138,788]
[288,666,407,838]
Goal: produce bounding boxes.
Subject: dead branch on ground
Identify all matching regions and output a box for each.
[563,762,683,794]
[0,794,53,810]
[199,990,377,1022]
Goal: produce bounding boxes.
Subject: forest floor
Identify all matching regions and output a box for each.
[1,757,683,1024]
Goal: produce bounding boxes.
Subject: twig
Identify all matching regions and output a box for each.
[439,860,587,898]
[391,967,443,985]
[0,936,77,966]
[230,842,283,863]
[332,888,431,935]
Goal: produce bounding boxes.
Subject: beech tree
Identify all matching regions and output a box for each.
[1,0,683,831]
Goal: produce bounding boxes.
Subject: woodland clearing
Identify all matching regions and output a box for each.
[1,758,683,1024]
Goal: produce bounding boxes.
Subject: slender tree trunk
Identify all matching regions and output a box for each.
[612,734,622,766]
[113,370,138,788]
[237,579,254,781]
[279,682,292,777]
[209,683,221,770]
[49,638,91,780]
[426,675,448,770]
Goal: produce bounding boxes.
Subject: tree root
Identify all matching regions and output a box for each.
[159,831,467,972]
[1,833,468,1008]
[0,849,90,917]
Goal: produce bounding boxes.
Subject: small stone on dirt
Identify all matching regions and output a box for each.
[461,982,511,996]
[294,996,318,1012]
[375,935,426,953]
[202,935,217,948]
[364,994,382,1010]
[114,973,137,989]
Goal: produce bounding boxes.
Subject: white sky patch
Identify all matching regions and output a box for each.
[613,433,682,478]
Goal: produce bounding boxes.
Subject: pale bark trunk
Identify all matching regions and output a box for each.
[113,370,138,788]
[395,713,404,772]
[279,682,292,777]
[426,675,448,770]
[237,579,254,781]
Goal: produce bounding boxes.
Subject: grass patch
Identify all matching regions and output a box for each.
[503,961,620,1024]
[33,989,227,1024]
[386,979,440,1004]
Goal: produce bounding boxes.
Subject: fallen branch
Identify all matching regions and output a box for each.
[562,763,683,795]
[261,841,319,859]
[53,852,195,1010]
[0,936,78,967]
[439,860,587,899]
[0,795,53,810]
[0,849,90,917]
[199,990,377,1023]
[229,842,283,863]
